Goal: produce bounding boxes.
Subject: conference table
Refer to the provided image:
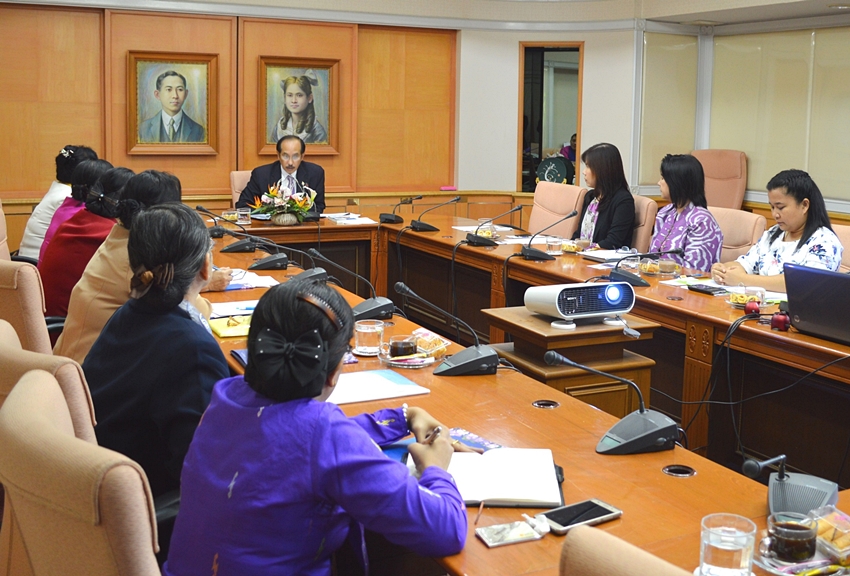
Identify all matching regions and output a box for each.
[375,215,850,486]
[209,241,772,575]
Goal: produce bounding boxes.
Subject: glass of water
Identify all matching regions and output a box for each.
[699,513,756,576]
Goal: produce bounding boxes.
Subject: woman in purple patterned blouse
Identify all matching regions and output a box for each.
[649,154,723,272]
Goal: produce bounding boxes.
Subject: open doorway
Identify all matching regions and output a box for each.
[519,44,583,192]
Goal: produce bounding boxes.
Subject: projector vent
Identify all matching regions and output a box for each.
[771,481,830,514]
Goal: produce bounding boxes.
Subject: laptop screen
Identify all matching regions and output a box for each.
[784,263,850,347]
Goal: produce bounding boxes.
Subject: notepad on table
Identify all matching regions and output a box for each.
[327,369,430,405]
[447,448,562,508]
[209,316,251,337]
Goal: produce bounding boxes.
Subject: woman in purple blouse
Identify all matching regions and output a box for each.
[165,281,467,576]
[649,154,723,272]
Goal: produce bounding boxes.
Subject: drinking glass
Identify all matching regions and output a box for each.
[698,513,756,576]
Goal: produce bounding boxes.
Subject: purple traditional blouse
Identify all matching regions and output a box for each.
[648,203,723,272]
[39,196,84,264]
[164,376,467,576]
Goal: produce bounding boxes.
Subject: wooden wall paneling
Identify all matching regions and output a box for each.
[0,5,103,198]
[239,18,356,193]
[357,27,456,191]
[104,10,237,197]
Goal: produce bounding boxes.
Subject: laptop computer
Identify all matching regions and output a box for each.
[784,263,850,346]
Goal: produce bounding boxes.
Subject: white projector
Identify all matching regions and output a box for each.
[524,282,635,327]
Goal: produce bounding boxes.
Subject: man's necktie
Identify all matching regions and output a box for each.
[168,118,176,141]
[287,174,296,194]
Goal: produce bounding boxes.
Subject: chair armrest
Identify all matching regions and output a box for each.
[11,254,38,266]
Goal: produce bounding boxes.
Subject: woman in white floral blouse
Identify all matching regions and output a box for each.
[712,169,843,292]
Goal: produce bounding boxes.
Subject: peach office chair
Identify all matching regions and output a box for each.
[528,182,587,239]
[559,524,691,576]
[707,206,766,262]
[831,224,850,274]
[631,194,658,253]
[0,260,52,355]
[691,149,748,210]
[0,200,10,261]
[230,170,252,208]
[0,370,160,576]
[0,319,97,576]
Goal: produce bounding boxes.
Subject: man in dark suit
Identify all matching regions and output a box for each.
[138,70,205,143]
[236,135,326,214]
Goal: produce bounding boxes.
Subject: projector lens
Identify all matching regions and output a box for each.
[605,284,623,305]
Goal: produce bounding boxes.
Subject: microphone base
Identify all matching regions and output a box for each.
[768,472,838,515]
[608,268,650,287]
[521,246,555,261]
[466,233,498,247]
[433,345,499,377]
[286,267,328,283]
[302,213,320,223]
[248,254,290,271]
[208,225,226,239]
[379,213,404,224]
[221,239,257,253]
[411,220,439,233]
[596,409,678,455]
[352,297,395,321]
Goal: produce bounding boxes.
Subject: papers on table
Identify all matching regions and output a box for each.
[224,270,279,291]
[447,448,562,507]
[579,249,633,263]
[327,369,430,405]
[496,235,559,246]
[251,213,270,221]
[659,277,786,302]
[451,225,514,233]
[210,300,259,319]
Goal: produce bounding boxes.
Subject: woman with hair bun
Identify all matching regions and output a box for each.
[55,169,231,363]
[18,144,98,259]
[83,203,229,499]
[39,158,113,262]
[39,167,134,317]
[165,280,467,575]
[272,71,328,144]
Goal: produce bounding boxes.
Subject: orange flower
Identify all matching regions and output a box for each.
[247,196,263,210]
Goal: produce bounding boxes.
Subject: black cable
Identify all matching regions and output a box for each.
[395,226,411,313]
[315,220,321,251]
[677,427,689,450]
[450,240,468,343]
[326,275,343,287]
[498,358,522,373]
[501,253,523,301]
[392,306,407,319]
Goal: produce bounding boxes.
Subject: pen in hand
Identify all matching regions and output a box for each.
[423,426,442,445]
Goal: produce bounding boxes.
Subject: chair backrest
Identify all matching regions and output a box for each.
[559,524,691,576]
[691,149,748,210]
[0,260,51,354]
[230,170,252,208]
[527,182,587,239]
[0,371,160,576]
[631,195,658,252]
[831,224,850,274]
[0,199,10,261]
[707,206,766,262]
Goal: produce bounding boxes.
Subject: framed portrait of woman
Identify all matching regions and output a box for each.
[127,51,218,155]
[259,56,339,156]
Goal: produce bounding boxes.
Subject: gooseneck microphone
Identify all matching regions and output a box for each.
[196,205,248,236]
[544,351,677,455]
[742,453,838,514]
[608,248,685,287]
[467,205,524,247]
[213,228,325,278]
[519,210,578,261]
[410,196,461,232]
[394,282,498,376]
[308,249,394,321]
[380,195,424,225]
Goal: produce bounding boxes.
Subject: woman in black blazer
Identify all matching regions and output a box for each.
[571,143,635,249]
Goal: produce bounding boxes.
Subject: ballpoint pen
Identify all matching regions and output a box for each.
[424,426,442,445]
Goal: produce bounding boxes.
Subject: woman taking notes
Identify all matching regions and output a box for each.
[165,281,467,575]
[572,142,635,249]
[711,169,843,292]
[649,154,723,272]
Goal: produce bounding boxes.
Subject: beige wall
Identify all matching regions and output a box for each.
[456,29,636,191]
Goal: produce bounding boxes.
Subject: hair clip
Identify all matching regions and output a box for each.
[60,148,72,158]
[297,292,343,331]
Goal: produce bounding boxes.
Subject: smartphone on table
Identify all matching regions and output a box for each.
[541,498,622,535]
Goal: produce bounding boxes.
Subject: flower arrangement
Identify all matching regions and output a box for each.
[248,183,317,223]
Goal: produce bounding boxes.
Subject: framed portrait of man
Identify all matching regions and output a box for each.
[127,51,218,155]
[259,56,339,156]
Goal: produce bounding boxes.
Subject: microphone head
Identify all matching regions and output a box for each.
[671,248,684,255]
[452,195,461,202]
[566,209,578,218]
[195,205,205,211]
[742,458,762,478]
[412,195,423,201]
[307,248,322,257]
[394,281,409,296]
[543,350,565,366]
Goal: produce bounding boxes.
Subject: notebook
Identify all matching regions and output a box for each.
[784,263,850,346]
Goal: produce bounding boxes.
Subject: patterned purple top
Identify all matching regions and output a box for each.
[649,203,723,272]
[164,376,466,576]
[736,225,843,275]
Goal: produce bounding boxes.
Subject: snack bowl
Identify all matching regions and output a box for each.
[811,506,850,565]
[639,258,660,276]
